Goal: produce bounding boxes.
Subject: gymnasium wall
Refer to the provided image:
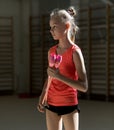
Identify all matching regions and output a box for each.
[0,0,71,94]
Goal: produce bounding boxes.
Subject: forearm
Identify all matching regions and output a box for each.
[56,74,88,92]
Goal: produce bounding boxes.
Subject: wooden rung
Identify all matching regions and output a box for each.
[91,81,106,85]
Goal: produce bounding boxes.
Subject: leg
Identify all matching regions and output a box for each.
[62,110,79,130]
[46,109,63,130]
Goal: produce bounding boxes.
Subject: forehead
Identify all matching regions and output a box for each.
[49,19,58,26]
[49,17,64,26]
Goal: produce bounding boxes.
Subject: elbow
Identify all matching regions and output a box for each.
[78,76,88,93]
[82,86,88,93]
[81,82,88,93]
[83,78,88,92]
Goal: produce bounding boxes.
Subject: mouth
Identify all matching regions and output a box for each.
[52,35,55,38]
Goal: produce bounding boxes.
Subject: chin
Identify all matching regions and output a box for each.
[53,36,58,40]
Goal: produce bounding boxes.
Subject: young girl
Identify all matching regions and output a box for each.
[37,6,88,130]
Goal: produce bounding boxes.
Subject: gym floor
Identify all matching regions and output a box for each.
[0,95,114,130]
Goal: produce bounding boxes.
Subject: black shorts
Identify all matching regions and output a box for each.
[45,104,80,115]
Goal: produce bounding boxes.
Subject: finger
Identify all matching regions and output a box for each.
[37,104,45,113]
[38,106,44,113]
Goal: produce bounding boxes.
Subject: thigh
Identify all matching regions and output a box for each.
[62,110,79,130]
[46,109,63,130]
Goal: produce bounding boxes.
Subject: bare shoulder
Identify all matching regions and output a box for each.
[72,45,83,60]
[72,44,86,71]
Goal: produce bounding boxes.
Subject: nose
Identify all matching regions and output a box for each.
[50,28,54,35]
[50,28,53,32]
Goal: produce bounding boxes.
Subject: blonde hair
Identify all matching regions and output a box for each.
[50,6,79,43]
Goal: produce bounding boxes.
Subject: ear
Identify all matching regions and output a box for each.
[66,22,70,29]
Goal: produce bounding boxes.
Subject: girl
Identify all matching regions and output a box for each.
[37,6,88,130]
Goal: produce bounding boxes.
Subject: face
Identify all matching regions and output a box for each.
[49,17,67,40]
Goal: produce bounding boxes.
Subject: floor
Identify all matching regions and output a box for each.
[0,95,114,130]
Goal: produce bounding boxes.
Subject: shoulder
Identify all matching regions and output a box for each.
[72,44,81,55]
[72,44,84,62]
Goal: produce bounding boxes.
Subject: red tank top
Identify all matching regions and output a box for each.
[47,44,79,106]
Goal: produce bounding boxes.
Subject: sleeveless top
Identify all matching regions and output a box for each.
[47,44,79,106]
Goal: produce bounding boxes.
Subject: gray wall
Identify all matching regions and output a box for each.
[1,0,110,94]
[39,0,70,14]
[0,0,75,94]
[79,0,114,7]
[0,0,38,93]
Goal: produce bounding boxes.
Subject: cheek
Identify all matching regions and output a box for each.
[60,26,67,33]
[59,29,67,37]
[56,32,63,38]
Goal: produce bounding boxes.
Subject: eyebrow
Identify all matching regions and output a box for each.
[50,22,58,27]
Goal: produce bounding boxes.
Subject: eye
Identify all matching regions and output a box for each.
[52,26,56,29]
[50,25,56,31]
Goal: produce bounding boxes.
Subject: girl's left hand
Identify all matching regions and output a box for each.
[47,67,60,78]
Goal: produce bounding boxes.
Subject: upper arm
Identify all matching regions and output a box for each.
[73,48,87,82]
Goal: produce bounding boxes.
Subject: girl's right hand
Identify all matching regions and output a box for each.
[37,95,45,113]
[37,95,49,113]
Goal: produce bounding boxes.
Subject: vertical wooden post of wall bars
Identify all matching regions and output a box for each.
[29,16,32,94]
[106,4,111,101]
[11,16,14,93]
[87,7,92,99]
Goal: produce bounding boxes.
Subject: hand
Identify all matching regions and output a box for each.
[37,95,47,113]
[37,96,44,113]
[37,102,45,113]
[47,67,60,78]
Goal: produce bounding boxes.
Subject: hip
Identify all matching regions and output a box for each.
[45,104,80,115]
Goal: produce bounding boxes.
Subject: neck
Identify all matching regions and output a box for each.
[58,39,71,49]
[58,43,71,49]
